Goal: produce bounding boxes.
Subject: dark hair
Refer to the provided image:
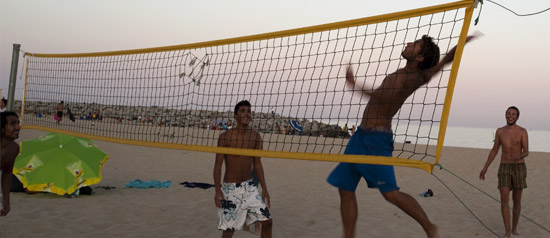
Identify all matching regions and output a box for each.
[234,100,251,114]
[507,106,520,117]
[419,35,440,70]
[1,98,7,105]
[1,111,19,130]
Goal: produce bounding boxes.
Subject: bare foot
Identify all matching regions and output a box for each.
[512,230,519,236]
[427,224,439,238]
[503,232,511,238]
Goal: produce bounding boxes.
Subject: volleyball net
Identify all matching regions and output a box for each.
[20,0,475,173]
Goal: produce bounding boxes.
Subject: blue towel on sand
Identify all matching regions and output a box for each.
[125,179,172,189]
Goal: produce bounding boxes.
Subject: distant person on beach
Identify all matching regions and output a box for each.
[480,106,529,238]
[56,101,64,124]
[327,35,478,238]
[0,98,7,112]
[213,100,272,238]
[1,111,21,216]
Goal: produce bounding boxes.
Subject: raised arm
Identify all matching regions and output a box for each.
[422,35,478,82]
[345,65,375,99]
[480,128,501,180]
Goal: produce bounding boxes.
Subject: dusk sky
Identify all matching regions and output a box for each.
[1,0,549,130]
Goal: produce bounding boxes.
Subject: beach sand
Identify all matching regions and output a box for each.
[1,129,548,237]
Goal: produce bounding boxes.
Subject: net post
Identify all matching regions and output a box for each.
[8,44,21,111]
[21,59,30,124]
[435,4,475,164]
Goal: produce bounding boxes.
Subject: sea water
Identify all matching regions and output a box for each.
[391,125,549,152]
[331,121,548,152]
[444,126,549,153]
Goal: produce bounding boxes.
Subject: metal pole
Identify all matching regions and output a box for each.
[7,44,21,111]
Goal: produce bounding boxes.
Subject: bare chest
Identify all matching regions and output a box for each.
[499,130,522,148]
[226,133,258,149]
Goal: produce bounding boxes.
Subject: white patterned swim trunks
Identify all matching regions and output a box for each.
[217,179,271,231]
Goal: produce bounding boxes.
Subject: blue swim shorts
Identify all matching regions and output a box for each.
[327,127,399,193]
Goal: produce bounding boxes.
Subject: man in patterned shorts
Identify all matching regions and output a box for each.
[213,100,272,238]
[480,106,529,238]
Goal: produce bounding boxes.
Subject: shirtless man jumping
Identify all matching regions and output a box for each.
[480,106,529,238]
[214,100,272,238]
[327,34,477,238]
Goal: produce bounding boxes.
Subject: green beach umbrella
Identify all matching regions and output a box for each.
[13,133,109,196]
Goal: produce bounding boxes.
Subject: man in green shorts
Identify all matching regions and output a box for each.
[480,106,529,238]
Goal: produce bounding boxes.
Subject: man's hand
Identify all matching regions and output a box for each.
[444,33,481,63]
[479,168,488,180]
[345,65,356,90]
[345,64,374,99]
[1,201,10,216]
[214,190,224,208]
[262,190,270,208]
[346,65,354,81]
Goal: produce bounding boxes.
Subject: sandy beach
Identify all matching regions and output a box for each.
[1,129,548,237]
